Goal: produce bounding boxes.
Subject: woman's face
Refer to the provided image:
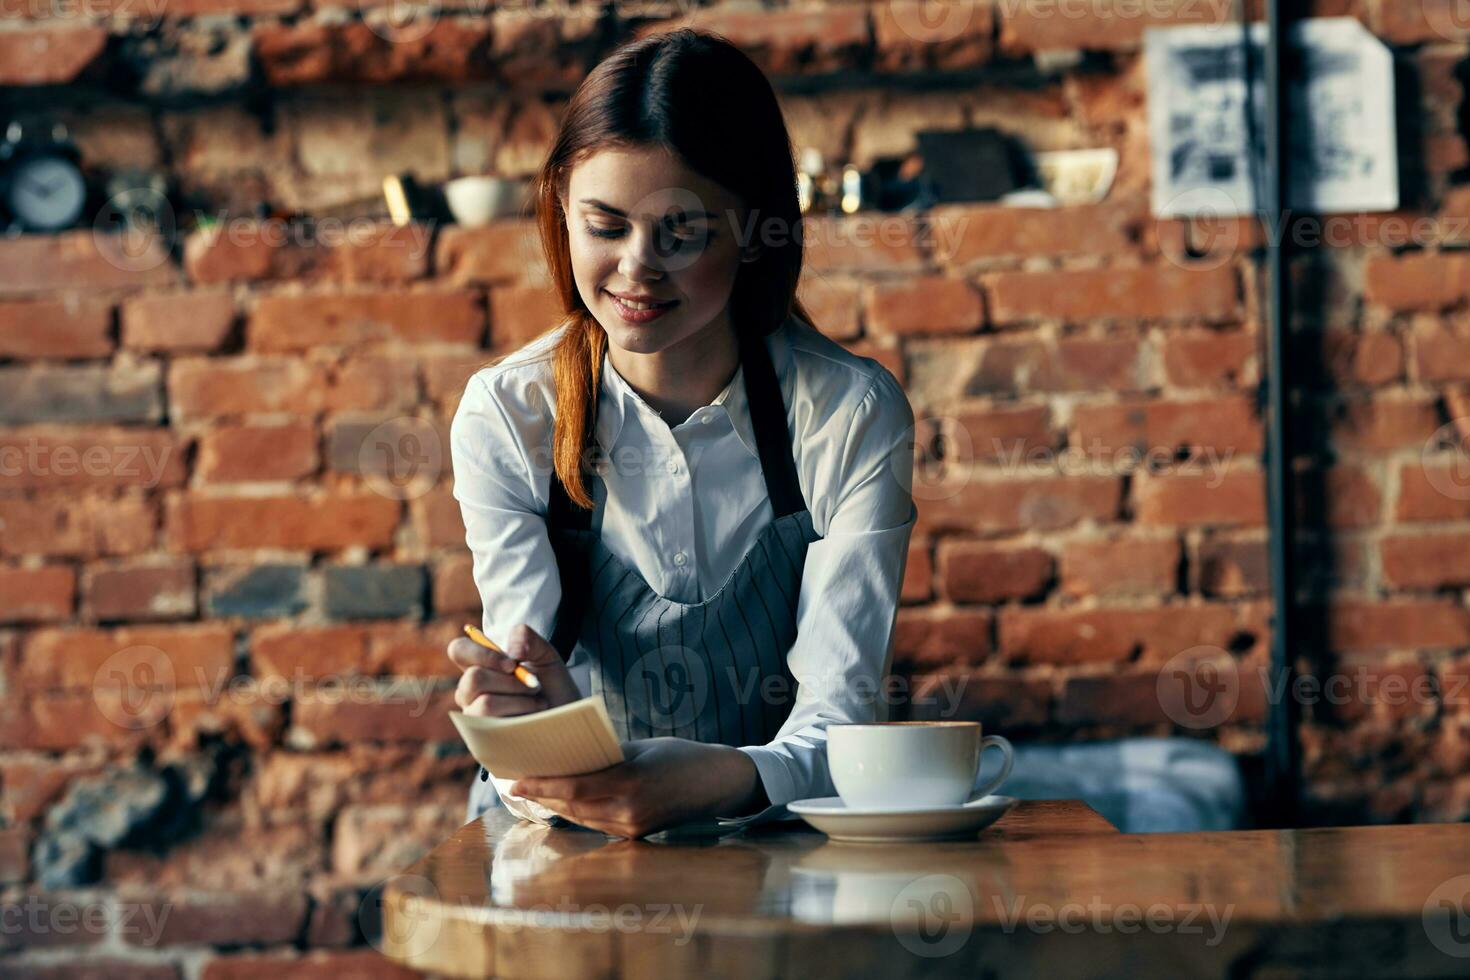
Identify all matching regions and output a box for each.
[562,145,755,357]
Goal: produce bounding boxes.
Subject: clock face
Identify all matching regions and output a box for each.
[6,154,87,232]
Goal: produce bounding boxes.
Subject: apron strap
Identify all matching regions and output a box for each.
[738,327,806,520]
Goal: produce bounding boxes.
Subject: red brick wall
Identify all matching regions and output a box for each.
[3,0,1469,971]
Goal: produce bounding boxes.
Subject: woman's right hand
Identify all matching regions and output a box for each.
[448,624,580,717]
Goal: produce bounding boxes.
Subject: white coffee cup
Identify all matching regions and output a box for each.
[828,721,1014,810]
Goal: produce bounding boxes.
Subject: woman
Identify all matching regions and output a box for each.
[446,28,917,839]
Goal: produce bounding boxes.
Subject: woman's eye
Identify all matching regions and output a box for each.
[584,222,622,239]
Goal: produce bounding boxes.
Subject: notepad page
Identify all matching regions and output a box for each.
[449,695,624,779]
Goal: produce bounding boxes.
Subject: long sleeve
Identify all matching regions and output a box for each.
[450,368,579,826]
[721,368,918,824]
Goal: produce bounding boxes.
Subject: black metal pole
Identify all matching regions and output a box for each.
[1261,0,1301,828]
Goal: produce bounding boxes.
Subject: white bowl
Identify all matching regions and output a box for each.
[445,176,529,227]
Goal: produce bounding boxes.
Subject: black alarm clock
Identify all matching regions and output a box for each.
[1,121,89,233]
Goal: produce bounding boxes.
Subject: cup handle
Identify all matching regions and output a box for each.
[971,734,1014,801]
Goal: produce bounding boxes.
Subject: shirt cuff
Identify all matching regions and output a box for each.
[713,745,804,826]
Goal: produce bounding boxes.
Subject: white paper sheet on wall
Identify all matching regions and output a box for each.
[449,695,625,779]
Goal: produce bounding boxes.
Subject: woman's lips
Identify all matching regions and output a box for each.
[605,290,678,323]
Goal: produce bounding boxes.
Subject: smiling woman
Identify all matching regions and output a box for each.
[446,27,917,839]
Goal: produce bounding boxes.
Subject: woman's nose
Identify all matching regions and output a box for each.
[616,225,672,281]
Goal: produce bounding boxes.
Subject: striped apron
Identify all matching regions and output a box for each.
[469,328,819,809]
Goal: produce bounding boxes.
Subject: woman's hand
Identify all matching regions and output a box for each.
[447,624,580,717]
[509,738,765,839]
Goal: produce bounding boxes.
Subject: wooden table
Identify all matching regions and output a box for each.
[381,801,1470,978]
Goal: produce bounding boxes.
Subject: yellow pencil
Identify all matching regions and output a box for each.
[463,624,543,692]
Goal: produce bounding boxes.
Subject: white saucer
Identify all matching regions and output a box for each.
[787,795,1017,842]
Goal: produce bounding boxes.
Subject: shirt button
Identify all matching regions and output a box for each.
[672,551,688,567]
[667,459,680,474]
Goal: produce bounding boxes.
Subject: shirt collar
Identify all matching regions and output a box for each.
[594,314,794,460]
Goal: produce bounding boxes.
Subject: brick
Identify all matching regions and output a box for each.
[795,276,862,341]
[1365,252,1470,311]
[290,686,457,747]
[872,0,996,71]
[120,291,236,353]
[892,606,994,668]
[487,284,564,352]
[203,564,310,619]
[248,290,484,351]
[1381,534,1470,590]
[935,541,1053,603]
[1060,535,1180,598]
[648,6,868,76]
[863,276,984,337]
[1324,396,1439,452]
[1306,330,1403,388]
[916,475,1122,535]
[0,495,156,558]
[323,564,427,620]
[944,404,1056,462]
[18,624,234,692]
[0,757,105,824]
[431,553,481,615]
[184,221,431,284]
[0,427,185,492]
[906,670,1051,728]
[251,622,458,680]
[0,825,32,883]
[930,201,1138,267]
[0,230,175,294]
[165,493,401,552]
[81,557,196,622]
[0,26,107,85]
[1326,601,1470,653]
[1134,469,1266,527]
[1000,0,1235,52]
[170,354,418,418]
[0,296,112,358]
[0,888,110,946]
[420,350,495,410]
[900,540,932,603]
[907,338,1151,401]
[435,221,548,286]
[999,604,1259,666]
[1161,329,1256,388]
[331,803,463,879]
[985,266,1240,324]
[197,422,319,483]
[1412,324,1470,382]
[1198,535,1269,598]
[0,962,177,980]
[1397,462,1470,522]
[0,362,163,424]
[124,889,307,947]
[326,416,448,490]
[256,18,527,88]
[8,690,165,750]
[200,949,419,980]
[1069,395,1262,457]
[1319,660,1436,726]
[168,688,285,753]
[1301,464,1380,529]
[803,214,926,273]
[1060,663,1267,728]
[1380,1,1470,45]
[0,565,75,623]
[410,488,466,550]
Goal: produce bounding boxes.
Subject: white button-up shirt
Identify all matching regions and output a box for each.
[449,312,918,825]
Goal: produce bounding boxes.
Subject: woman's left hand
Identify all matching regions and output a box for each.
[510,738,764,838]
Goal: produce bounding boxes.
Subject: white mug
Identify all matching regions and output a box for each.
[828,721,1014,810]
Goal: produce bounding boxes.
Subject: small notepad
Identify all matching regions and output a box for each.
[449,695,625,779]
